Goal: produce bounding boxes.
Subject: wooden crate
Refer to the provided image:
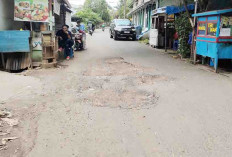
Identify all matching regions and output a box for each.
[41,31,57,68]
[41,31,55,60]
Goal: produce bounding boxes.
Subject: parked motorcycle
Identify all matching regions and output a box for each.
[74,32,84,51]
[71,28,84,51]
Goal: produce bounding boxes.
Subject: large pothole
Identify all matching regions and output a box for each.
[81,88,158,110]
[79,57,166,109]
[83,57,148,77]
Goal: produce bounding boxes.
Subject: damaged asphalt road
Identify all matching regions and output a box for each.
[1,29,232,157]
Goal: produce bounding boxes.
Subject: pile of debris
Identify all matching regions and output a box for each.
[0,109,19,151]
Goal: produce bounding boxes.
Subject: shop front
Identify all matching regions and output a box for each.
[0,0,71,71]
[150,4,195,51]
[193,9,232,72]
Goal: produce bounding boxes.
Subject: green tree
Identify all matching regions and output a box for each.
[83,0,111,22]
[198,0,232,11]
[174,12,192,58]
[116,0,133,19]
[76,9,103,26]
[84,0,94,9]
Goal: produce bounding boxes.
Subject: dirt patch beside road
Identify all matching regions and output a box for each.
[0,71,45,157]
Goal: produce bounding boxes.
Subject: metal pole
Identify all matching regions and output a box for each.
[165,14,167,52]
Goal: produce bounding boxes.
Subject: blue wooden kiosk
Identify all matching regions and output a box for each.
[192,9,232,72]
[0,31,31,70]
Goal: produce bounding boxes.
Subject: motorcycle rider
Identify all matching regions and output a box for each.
[92,23,95,32]
[87,22,93,35]
[101,23,105,31]
[76,20,85,32]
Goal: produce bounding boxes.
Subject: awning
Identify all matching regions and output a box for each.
[192,8,232,17]
[152,4,195,16]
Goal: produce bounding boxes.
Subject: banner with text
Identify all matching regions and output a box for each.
[14,0,49,22]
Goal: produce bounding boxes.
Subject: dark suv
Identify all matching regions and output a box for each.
[110,19,136,41]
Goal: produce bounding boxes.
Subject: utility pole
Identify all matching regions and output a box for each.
[124,0,127,18]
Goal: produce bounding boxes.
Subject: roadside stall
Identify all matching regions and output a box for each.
[14,0,57,68]
[192,9,232,72]
[0,0,65,71]
[150,4,194,50]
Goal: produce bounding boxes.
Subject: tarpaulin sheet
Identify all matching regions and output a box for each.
[166,4,195,15]
[153,4,195,15]
[0,31,30,53]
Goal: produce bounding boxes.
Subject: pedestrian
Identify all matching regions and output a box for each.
[64,33,74,60]
[56,25,74,60]
[76,20,85,32]
[188,32,193,45]
[173,31,179,51]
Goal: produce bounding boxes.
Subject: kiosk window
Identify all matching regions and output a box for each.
[220,16,232,36]
[198,23,206,35]
[207,23,217,36]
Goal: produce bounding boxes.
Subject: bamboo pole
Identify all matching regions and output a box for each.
[193,0,198,64]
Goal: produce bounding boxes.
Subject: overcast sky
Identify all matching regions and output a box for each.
[69,0,119,8]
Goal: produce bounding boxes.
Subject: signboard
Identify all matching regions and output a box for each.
[207,23,217,36]
[220,28,231,37]
[14,0,49,22]
[198,23,206,35]
[152,7,166,15]
[221,16,232,36]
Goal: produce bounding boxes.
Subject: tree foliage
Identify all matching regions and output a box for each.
[174,12,192,58]
[76,9,103,25]
[198,0,232,11]
[83,0,111,22]
[115,0,133,19]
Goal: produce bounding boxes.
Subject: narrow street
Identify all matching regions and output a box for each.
[1,29,232,157]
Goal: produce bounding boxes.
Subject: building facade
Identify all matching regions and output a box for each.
[128,0,156,30]
[128,0,195,31]
[0,0,24,30]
